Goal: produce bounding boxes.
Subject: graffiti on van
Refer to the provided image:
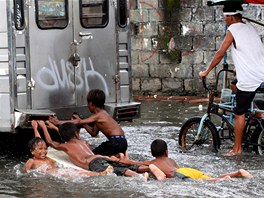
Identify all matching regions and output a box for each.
[36,56,109,95]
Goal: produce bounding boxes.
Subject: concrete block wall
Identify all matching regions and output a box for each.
[130,0,264,96]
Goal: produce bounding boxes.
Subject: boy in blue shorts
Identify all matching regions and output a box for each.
[49,89,128,157]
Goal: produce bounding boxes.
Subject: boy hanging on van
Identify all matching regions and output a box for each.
[23,120,113,178]
[112,139,253,181]
[49,89,128,158]
[43,121,149,181]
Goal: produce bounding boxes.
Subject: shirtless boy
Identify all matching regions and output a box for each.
[49,89,127,157]
[42,121,148,181]
[115,139,253,181]
[23,120,112,178]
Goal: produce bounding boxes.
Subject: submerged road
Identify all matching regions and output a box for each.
[0,100,263,197]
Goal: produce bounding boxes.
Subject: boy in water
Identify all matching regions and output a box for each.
[114,139,253,181]
[42,121,149,181]
[49,89,128,157]
[23,120,113,177]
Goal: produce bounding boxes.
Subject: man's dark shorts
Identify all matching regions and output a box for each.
[234,88,256,115]
[92,136,128,156]
[88,157,139,176]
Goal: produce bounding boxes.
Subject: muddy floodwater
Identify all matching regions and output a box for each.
[0,101,264,198]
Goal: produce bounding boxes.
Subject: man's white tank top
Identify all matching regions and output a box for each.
[228,22,264,91]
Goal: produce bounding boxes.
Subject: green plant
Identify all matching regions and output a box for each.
[158,0,181,62]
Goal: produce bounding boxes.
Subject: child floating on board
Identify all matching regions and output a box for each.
[42,121,149,181]
[23,120,113,178]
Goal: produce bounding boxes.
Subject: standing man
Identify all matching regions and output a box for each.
[199,3,264,156]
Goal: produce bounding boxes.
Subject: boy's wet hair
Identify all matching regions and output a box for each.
[151,139,167,157]
[28,137,45,152]
[59,122,78,142]
[87,89,105,108]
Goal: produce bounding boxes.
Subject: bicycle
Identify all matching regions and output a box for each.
[178,64,264,155]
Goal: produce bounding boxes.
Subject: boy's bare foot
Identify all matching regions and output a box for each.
[149,164,166,181]
[98,166,114,176]
[119,153,125,160]
[140,172,149,182]
[239,169,253,178]
[104,166,114,175]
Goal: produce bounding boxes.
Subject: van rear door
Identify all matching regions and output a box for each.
[28,0,76,109]
[28,0,117,110]
[73,0,117,106]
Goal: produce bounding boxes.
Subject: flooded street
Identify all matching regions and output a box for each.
[1,100,264,197]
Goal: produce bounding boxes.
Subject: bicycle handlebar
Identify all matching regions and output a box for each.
[202,67,234,92]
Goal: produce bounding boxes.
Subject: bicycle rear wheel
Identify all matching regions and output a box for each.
[251,124,264,155]
[179,117,220,153]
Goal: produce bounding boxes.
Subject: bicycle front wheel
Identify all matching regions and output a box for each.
[179,117,220,153]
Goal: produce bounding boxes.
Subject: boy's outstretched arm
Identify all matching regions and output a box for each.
[31,120,41,138]
[45,120,59,132]
[72,113,99,137]
[109,156,151,166]
[48,115,80,126]
[79,115,100,137]
[37,120,62,150]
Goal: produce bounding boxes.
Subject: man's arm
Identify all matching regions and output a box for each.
[199,30,233,78]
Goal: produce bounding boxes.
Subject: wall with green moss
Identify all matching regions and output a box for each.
[130,0,264,96]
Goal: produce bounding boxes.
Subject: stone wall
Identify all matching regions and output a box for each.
[130,0,264,96]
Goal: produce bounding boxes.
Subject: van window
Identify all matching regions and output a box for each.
[14,0,25,30]
[118,0,127,28]
[80,0,108,28]
[36,0,68,29]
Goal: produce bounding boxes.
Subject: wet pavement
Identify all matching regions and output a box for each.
[0,100,264,197]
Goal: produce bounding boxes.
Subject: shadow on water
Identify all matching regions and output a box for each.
[0,130,31,157]
[0,101,264,197]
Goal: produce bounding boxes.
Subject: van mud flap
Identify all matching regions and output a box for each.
[15,109,55,128]
[104,102,141,122]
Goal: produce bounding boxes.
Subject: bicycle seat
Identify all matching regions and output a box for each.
[256,82,264,92]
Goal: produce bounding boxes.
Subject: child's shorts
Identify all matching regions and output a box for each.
[89,157,139,176]
[175,167,211,180]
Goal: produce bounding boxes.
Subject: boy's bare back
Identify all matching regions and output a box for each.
[148,157,179,178]
[81,109,125,138]
[56,138,105,170]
